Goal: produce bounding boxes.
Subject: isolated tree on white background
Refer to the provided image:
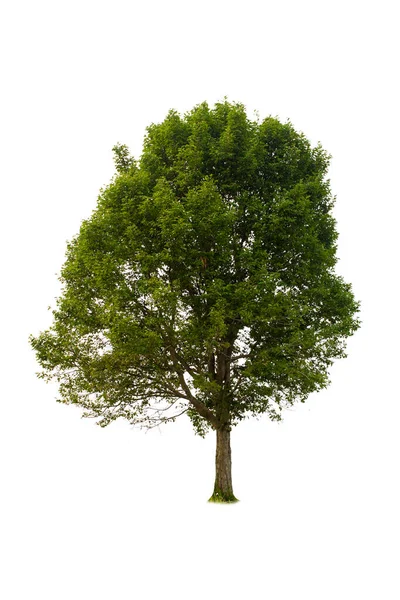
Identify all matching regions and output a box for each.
[30,100,360,502]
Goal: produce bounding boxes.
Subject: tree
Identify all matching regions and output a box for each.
[30,100,360,503]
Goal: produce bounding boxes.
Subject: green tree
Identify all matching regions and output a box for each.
[30,100,360,503]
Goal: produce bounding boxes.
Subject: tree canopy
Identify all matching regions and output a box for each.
[30,100,360,500]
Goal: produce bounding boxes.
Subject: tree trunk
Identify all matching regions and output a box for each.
[208,428,238,503]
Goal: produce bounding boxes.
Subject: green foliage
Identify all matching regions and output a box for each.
[112,143,136,174]
[30,100,360,435]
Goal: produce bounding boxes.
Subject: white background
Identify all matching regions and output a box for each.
[1,0,399,598]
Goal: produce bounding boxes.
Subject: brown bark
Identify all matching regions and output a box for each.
[209,427,238,503]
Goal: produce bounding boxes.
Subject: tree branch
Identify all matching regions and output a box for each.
[168,346,219,428]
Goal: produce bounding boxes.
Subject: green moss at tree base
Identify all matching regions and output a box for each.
[208,490,239,503]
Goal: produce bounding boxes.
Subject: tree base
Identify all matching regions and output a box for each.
[208,490,239,504]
